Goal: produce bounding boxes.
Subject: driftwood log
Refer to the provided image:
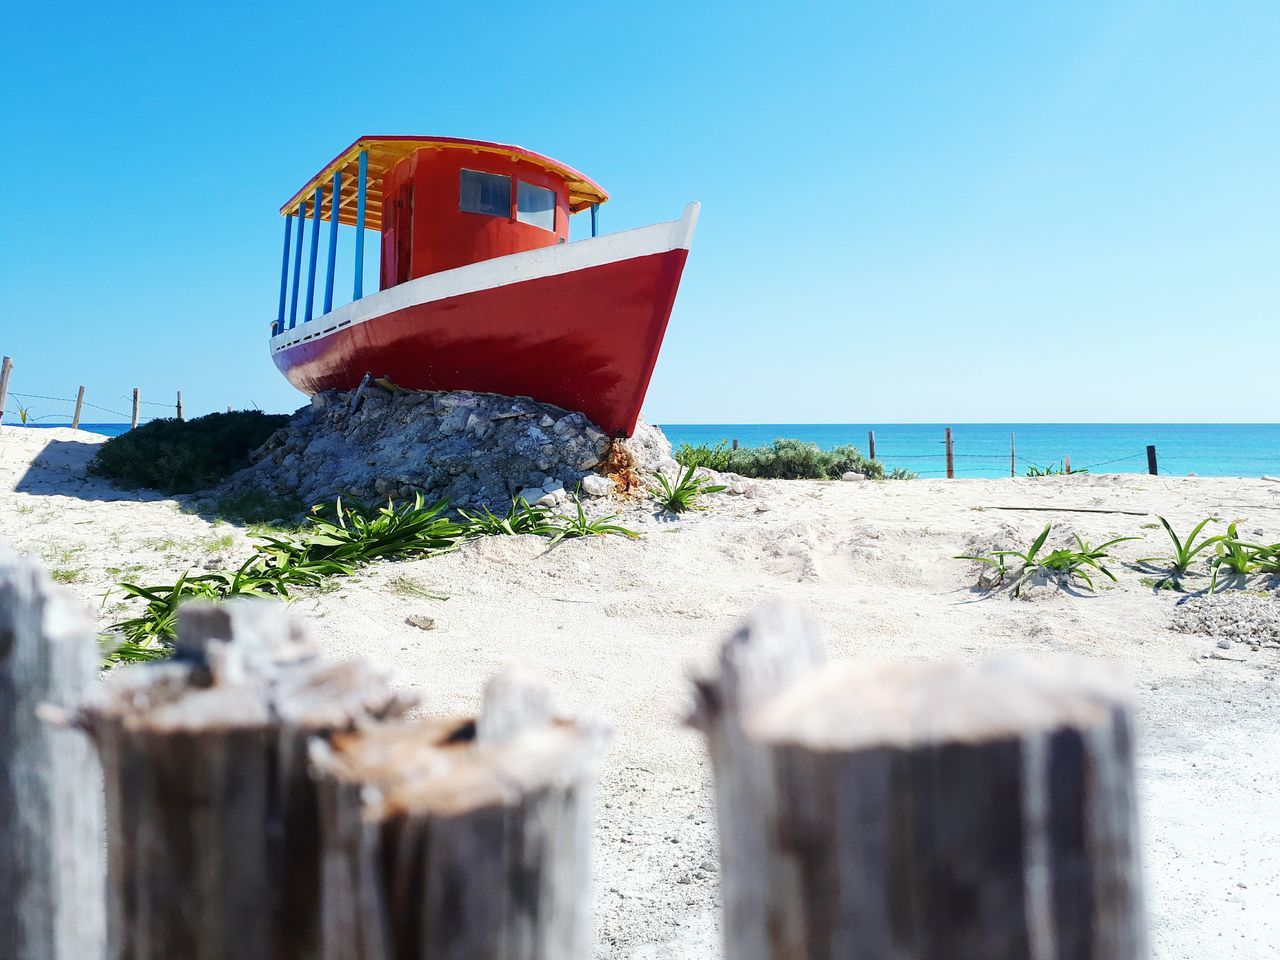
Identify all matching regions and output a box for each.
[310,664,607,960]
[0,543,106,960]
[74,600,413,960]
[691,605,1146,960]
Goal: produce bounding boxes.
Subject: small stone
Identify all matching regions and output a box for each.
[1216,638,1232,650]
[515,486,544,504]
[755,501,774,512]
[581,475,615,497]
[406,615,436,631]
[700,860,718,872]
[841,471,865,481]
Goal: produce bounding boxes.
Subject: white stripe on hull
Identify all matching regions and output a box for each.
[271,202,700,355]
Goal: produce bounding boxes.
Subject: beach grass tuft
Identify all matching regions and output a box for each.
[654,463,727,513]
[103,491,638,664]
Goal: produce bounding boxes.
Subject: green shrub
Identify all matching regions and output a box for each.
[675,438,913,480]
[89,411,289,494]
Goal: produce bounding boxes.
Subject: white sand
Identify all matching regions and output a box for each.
[3,424,1278,958]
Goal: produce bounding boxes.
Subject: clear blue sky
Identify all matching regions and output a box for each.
[2,2,1276,425]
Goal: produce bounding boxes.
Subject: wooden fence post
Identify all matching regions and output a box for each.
[688,606,827,960]
[1010,431,1016,477]
[176,390,183,421]
[72,600,412,960]
[691,606,1146,960]
[1146,445,1158,476]
[0,544,106,960]
[867,430,876,461]
[1065,454,1072,475]
[311,664,608,960]
[0,355,12,423]
[71,385,85,430]
[945,426,955,479]
[130,389,139,430]
[732,438,739,450]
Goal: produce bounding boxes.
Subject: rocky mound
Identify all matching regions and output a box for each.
[220,386,673,509]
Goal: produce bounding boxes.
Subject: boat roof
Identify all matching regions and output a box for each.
[279,136,609,229]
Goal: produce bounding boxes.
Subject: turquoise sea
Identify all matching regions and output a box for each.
[659,423,1280,479]
[17,422,1280,479]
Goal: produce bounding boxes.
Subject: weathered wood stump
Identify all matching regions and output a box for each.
[0,543,106,960]
[73,600,413,960]
[691,605,1146,960]
[310,664,608,960]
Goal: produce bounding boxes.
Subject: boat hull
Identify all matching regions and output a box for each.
[271,205,697,437]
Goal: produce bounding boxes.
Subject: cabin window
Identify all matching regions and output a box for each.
[459,169,511,217]
[516,180,556,231]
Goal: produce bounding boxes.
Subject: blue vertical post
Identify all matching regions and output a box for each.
[590,202,599,237]
[353,149,368,300]
[288,203,306,329]
[304,186,322,322]
[276,214,293,333]
[323,171,342,314]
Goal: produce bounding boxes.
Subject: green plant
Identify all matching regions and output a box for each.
[104,491,642,664]
[88,411,290,494]
[1036,534,1138,591]
[1024,462,1089,477]
[1253,541,1280,574]
[654,463,727,513]
[1209,523,1264,591]
[546,495,639,545]
[957,525,1134,596]
[51,567,82,584]
[954,550,1011,586]
[457,498,558,537]
[1136,516,1222,578]
[254,495,464,574]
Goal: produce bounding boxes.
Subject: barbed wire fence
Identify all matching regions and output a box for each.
[0,354,195,431]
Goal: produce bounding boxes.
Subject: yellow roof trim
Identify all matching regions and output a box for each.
[279,136,609,231]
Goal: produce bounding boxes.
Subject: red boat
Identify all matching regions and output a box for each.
[269,136,698,437]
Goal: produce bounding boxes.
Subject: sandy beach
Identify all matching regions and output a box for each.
[2,424,1278,959]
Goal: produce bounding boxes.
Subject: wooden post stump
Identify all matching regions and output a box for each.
[72,385,86,430]
[130,388,139,430]
[945,426,955,478]
[1146,445,1158,476]
[867,430,876,461]
[72,600,413,960]
[692,607,1146,960]
[0,355,12,422]
[0,543,106,960]
[310,664,608,960]
[689,606,827,960]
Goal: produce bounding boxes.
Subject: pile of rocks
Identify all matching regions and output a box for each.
[219,386,673,510]
[1171,590,1280,647]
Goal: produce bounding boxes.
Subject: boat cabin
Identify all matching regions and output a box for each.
[273,136,609,334]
